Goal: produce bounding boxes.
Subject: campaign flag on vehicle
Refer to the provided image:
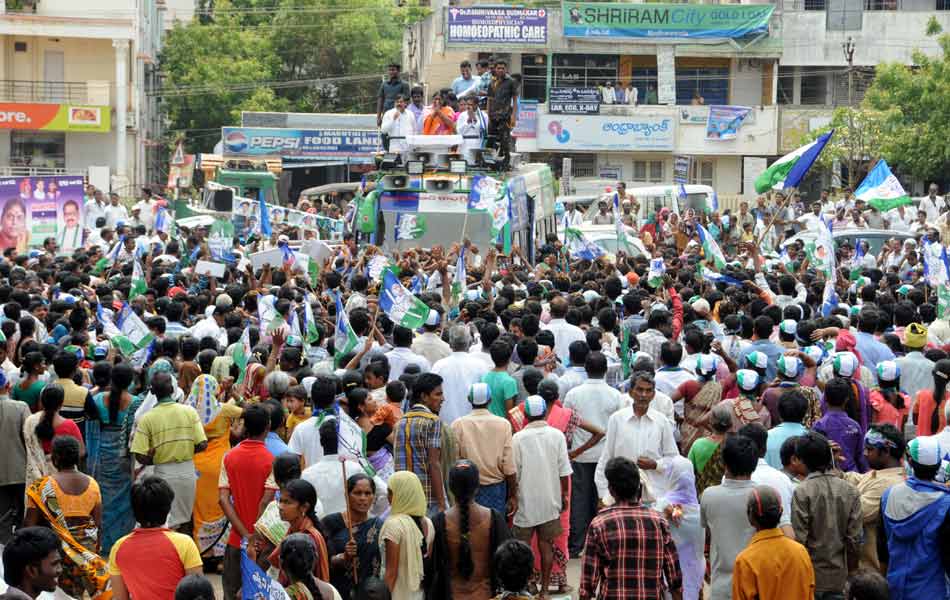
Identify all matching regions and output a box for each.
[234,327,251,384]
[855,159,914,212]
[379,270,431,330]
[647,258,666,288]
[850,240,865,281]
[240,543,289,600]
[565,228,606,261]
[112,303,154,357]
[334,292,359,366]
[616,220,635,253]
[468,174,501,212]
[451,247,466,305]
[129,258,147,299]
[697,224,727,270]
[395,214,427,241]
[755,130,834,193]
[821,280,839,317]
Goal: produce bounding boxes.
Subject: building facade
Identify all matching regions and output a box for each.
[404,0,950,202]
[0,0,180,193]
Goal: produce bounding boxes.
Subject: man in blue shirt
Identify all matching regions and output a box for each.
[738,316,785,381]
[452,60,479,99]
[263,399,291,457]
[766,389,809,469]
[854,308,895,378]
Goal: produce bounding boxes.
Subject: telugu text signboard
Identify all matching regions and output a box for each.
[548,88,601,115]
[537,114,675,151]
[447,7,548,44]
[562,2,774,39]
[222,127,381,157]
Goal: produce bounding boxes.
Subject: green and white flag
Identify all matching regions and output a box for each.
[754,131,833,194]
[303,295,320,345]
[380,270,431,330]
[129,258,146,299]
[234,326,251,383]
[334,292,359,366]
[395,214,427,241]
[805,220,836,279]
[111,303,154,357]
[939,285,950,319]
[854,159,914,212]
[257,294,285,336]
[647,258,666,288]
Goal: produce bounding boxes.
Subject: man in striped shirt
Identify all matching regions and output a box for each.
[393,372,447,514]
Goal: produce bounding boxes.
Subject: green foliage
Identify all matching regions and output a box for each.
[160,0,429,153]
[801,106,894,184]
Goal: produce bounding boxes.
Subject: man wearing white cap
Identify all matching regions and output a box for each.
[511,394,572,598]
[880,436,950,599]
[450,382,516,516]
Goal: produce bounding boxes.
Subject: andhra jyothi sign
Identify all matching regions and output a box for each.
[447,7,547,44]
[562,2,774,39]
[0,103,110,132]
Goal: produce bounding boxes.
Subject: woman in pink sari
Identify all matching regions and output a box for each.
[509,379,604,594]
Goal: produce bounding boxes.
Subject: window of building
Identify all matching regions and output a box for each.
[804,0,826,8]
[864,0,897,9]
[569,154,597,178]
[676,67,729,105]
[940,0,950,9]
[777,66,795,104]
[552,54,619,89]
[631,68,658,105]
[520,54,547,102]
[632,160,664,183]
[827,0,862,30]
[10,131,65,170]
[801,71,830,104]
[690,160,714,187]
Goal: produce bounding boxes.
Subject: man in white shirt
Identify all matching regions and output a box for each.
[105,192,129,228]
[919,183,944,222]
[133,188,156,233]
[511,395,572,596]
[57,200,84,253]
[557,340,589,400]
[738,422,795,537]
[301,420,388,517]
[380,94,417,159]
[560,202,584,240]
[385,325,430,381]
[542,296,585,365]
[595,371,678,503]
[288,375,367,468]
[411,310,451,365]
[83,189,107,231]
[886,205,912,231]
[563,351,622,556]
[654,341,693,397]
[189,306,228,348]
[431,325,489,425]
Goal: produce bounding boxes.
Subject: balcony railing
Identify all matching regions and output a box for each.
[0,80,90,104]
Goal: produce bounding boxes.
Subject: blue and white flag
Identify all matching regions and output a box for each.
[154,206,171,234]
[700,265,743,287]
[707,190,719,213]
[855,159,913,212]
[467,174,501,212]
[258,189,272,236]
[333,292,359,366]
[821,280,839,317]
[379,270,431,330]
[647,258,666,288]
[240,543,289,600]
[697,224,727,270]
[107,235,125,262]
[279,243,297,270]
[565,228,606,261]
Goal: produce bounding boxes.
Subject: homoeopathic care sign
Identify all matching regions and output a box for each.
[562,2,774,39]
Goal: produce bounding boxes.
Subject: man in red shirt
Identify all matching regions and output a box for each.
[108,477,203,600]
[219,403,278,600]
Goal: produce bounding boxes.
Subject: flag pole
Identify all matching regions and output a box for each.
[754,188,795,248]
[341,459,358,585]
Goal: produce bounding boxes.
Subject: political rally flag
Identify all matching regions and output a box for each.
[755,130,834,193]
[129,258,147,299]
[334,292,359,367]
[697,224,727,270]
[379,270,431,330]
[565,228,606,261]
[647,258,666,288]
[234,327,252,384]
[854,159,914,213]
[451,247,466,305]
[395,214,427,241]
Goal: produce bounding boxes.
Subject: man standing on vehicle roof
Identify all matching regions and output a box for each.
[487,59,517,168]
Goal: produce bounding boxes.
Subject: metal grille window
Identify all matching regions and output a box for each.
[553,54,619,89]
[804,0,827,9]
[827,0,863,30]
[633,161,664,183]
[675,68,729,105]
[691,160,714,187]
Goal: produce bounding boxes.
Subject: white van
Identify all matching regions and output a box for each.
[582,184,717,226]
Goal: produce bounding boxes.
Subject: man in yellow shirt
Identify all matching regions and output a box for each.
[131,372,207,533]
[733,485,815,600]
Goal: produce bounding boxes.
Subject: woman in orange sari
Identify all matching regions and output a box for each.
[188,374,243,562]
[509,380,603,594]
[421,93,456,136]
[24,436,110,600]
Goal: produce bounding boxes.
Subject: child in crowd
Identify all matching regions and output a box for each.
[284,384,309,439]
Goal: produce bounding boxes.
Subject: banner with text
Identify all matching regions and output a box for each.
[705,105,752,140]
[537,114,675,151]
[0,176,85,252]
[548,88,601,115]
[446,6,548,44]
[562,2,774,39]
[222,127,381,157]
[512,100,538,138]
[0,103,110,132]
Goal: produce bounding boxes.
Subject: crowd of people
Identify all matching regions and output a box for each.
[1,175,950,600]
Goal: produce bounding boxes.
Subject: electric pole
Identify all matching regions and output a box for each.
[843,36,856,189]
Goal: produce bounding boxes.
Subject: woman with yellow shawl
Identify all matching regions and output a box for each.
[25,436,111,600]
[380,472,434,600]
[187,373,242,562]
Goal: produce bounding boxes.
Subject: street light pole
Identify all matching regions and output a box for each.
[843,36,856,189]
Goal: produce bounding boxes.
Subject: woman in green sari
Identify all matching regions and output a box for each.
[686,403,733,498]
[12,351,46,411]
[322,473,382,599]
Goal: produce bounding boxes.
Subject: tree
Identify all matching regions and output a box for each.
[800,106,894,186]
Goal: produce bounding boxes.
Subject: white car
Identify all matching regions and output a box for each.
[576,223,649,258]
[781,227,918,256]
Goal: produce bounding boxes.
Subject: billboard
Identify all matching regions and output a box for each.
[221,127,381,157]
[537,114,675,151]
[0,176,85,253]
[446,7,548,44]
[562,2,774,39]
[548,88,601,115]
[0,103,110,132]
